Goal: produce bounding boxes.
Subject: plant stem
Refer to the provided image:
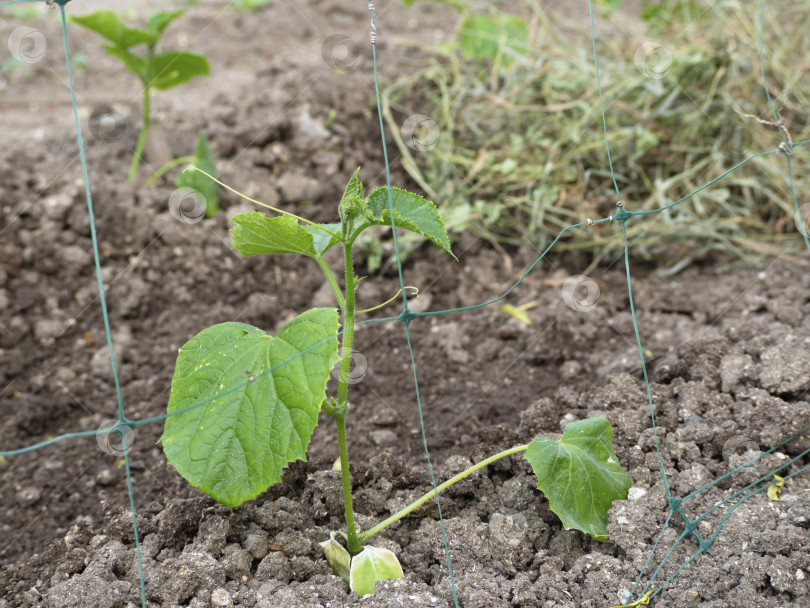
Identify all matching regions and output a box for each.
[360,443,529,543]
[335,412,361,555]
[335,238,361,555]
[316,257,346,312]
[144,155,197,187]
[129,84,151,181]
[337,240,356,407]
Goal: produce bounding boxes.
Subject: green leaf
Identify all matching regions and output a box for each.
[500,304,531,325]
[349,546,404,596]
[596,0,625,11]
[150,51,210,90]
[231,212,319,258]
[147,9,186,38]
[338,167,365,224]
[457,14,529,66]
[366,187,455,258]
[233,0,276,8]
[103,44,146,81]
[303,222,342,256]
[524,418,631,540]
[70,11,157,48]
[320,532,351,585]
[162,309,339,507]
[176,131,218,217]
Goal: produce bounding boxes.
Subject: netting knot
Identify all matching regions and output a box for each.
[368,2,377,45]
[683,518,699,536]
[778,141,793,156]
[586,218,595,226]
[698,537,715,555]
[398,308,415,326]
[611,208,632,223]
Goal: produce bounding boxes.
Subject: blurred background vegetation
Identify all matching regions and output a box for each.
[382,0,809,274]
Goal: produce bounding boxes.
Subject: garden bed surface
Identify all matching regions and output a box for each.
[1,1,809,606]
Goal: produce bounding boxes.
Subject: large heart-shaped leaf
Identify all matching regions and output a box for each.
[525,417,631,540]
[366,187,455,258]
[231,212,319,258]
[303,222,342,255]
[162,308,339,507]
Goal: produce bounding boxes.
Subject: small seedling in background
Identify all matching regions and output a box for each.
[456,12,529,66]
[161,169,631,595]
[147,130,219,217]
[402,0,529,67]
[70,10,210,180]
[232,0,276,8]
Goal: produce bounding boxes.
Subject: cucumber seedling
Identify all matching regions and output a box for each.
[70,10,210,180]
[161,169,632,595]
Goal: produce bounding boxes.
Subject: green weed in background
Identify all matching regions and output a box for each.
[160,169,631,595]
[388,0,809,274]
[231,0,276,8]
[70,10,210,180]
[147,130,219,218]
[179,0,275,8]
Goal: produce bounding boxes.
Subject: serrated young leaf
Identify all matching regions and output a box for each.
[176,131,218,217]
[338,167,366,224]
[161,309,339,508]
[150,51,210,90]
[349,546,404,596]
[231,212,319,258]
[366,187,455,258]
[524,417,631,541]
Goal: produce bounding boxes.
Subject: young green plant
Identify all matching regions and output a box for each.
[70,10,210,180]
[161,169,632,595]
[146,130,219,218]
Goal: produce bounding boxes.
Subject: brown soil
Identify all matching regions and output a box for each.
[1,1,809,607]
